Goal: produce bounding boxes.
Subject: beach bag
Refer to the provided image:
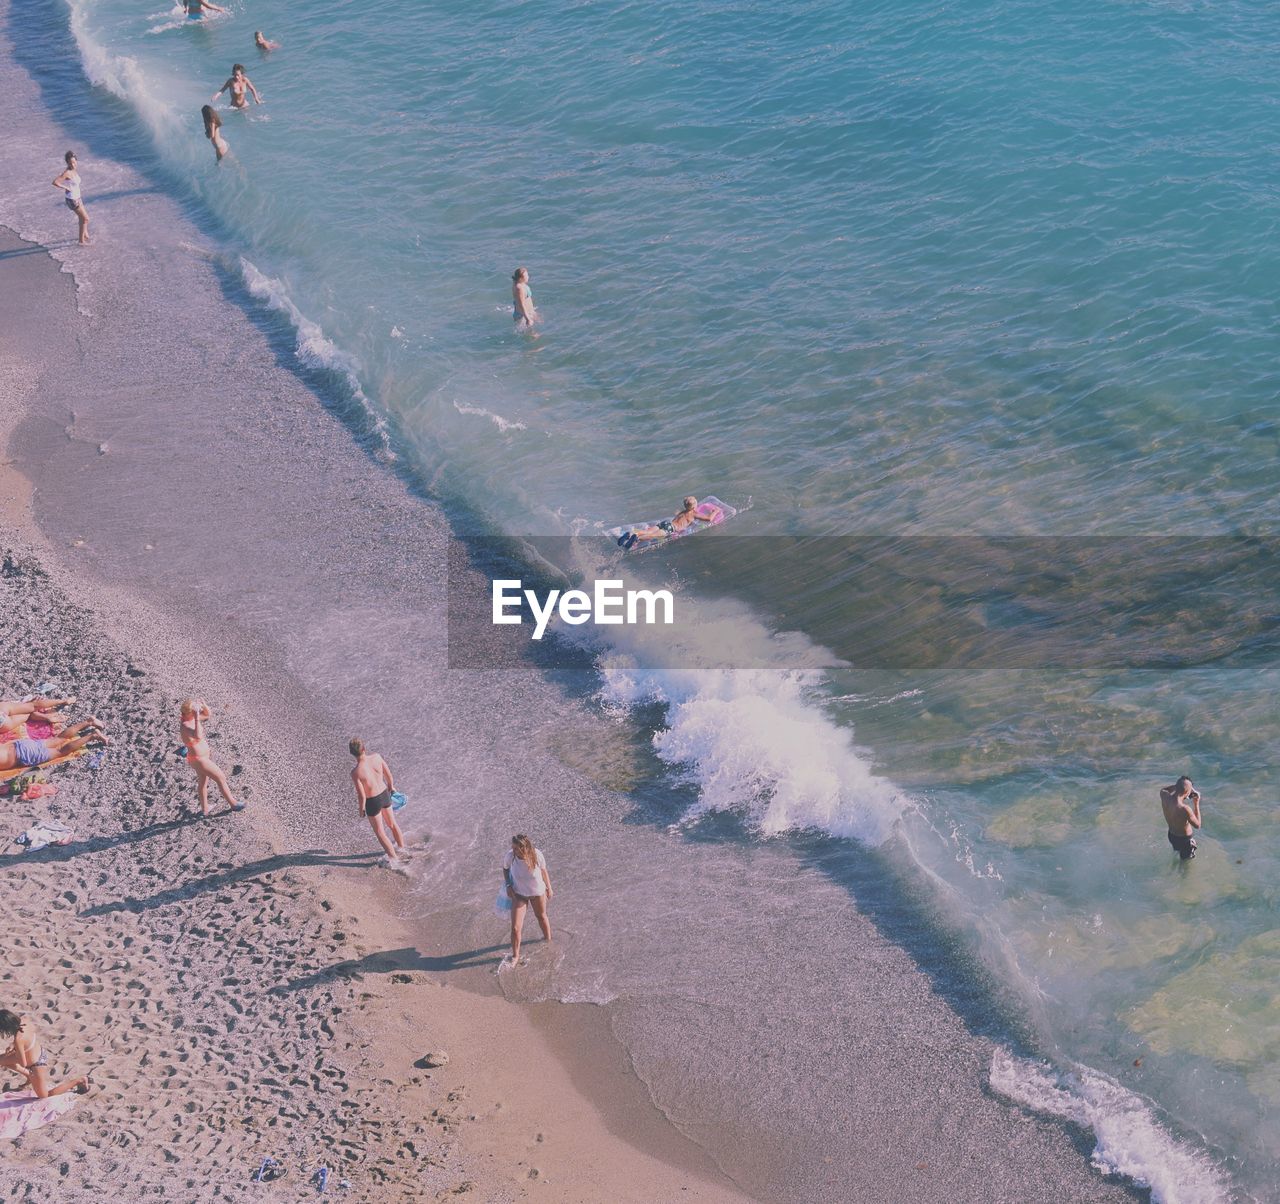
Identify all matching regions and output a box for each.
[494,885,513,916]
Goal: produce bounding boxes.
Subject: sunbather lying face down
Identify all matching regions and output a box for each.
[0,717,107,773]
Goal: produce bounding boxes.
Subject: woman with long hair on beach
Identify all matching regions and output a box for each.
[51,151,89,246]
[501,834,553,964]
[201,105,229,162]
[0,1010,91,1098]
[180,698,242,817]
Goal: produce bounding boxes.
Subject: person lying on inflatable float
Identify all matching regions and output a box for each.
[617,496,723,549]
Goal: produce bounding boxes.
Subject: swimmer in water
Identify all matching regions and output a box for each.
[201,105,229,162]
[1160,776,1202,861]
[51,151,89,246]
[184,0,227,17]
[512,267,538,334]
[212,64,262,109]
[617,497,723,548]
[254,31,280,51]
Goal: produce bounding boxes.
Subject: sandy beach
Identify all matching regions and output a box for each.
[0,0,1166,1199]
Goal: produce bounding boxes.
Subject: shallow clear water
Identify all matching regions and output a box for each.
[47,0,1280,1197]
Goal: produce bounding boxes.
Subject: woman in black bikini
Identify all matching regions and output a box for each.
[0,1010,91,1098]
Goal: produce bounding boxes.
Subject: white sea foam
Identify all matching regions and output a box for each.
[990,1048,1228,1204]
[67,0,177,140]
[238,258,396,461]
[560,563,905,844]
[453,401,527,433]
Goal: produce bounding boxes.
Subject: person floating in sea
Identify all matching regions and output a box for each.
[502,834,553,965]
[512,267,538,334]
[616,496,723,548]
[254,30,280,51]
[0,1011,91,1099]
[0,717,106,775]
[180,698,243,817]
[349,738,406,862]
[184,0,227,19]
[1160,776,1202,861]
[51,151,89,246]
[212,64,262,109]
[201,105,229,162]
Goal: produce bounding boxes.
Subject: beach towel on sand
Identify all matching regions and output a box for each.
[0,1090,78,1140]
[0,749,87,788]
[14,819,74,853]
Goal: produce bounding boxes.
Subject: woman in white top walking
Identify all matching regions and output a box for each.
[52,151,89,246]
[502,834,553,963]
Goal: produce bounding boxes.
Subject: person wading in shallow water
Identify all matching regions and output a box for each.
[349,738,406,862]
[1160,775,1202,861]
[502,834,553,964]
[51,151,90,246]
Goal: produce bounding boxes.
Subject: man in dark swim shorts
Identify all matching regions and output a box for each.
[349,738,406,861]
[1160,776,1202,861]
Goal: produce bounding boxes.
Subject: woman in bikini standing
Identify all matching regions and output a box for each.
[212,64,262,109]
[0,1010,90,1098]
[51,151,89,246]
[180,698,243,817]
[512,267,538,334]
[201,105,229,162]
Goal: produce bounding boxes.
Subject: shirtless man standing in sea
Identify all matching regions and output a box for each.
[349,738,406,862]
[1160,776,1202,860]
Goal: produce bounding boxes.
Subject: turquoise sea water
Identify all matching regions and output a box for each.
[50,0,1280,1198]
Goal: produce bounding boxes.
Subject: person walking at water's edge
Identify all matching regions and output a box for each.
[1161,775,1202,860]
[502,834,552,964]
[52,152,90,246]
[180,698,243,817]
[512,267,538,334]
[350,738,406,862]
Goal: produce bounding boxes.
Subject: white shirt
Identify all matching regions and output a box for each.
[503,848,546,897]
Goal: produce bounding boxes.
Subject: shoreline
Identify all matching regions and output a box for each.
[0,212,749,1201]
[0,0,1170,1198]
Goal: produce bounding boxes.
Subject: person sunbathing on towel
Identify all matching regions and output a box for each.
[618,496,722,548]
[0,718,106,774]
[0,697,75,736]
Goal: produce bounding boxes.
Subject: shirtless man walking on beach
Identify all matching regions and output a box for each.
[1160,776,1202,861]
[349,739,406,861]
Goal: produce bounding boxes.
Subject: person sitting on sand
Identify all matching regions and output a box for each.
[51,151,90,247]
[0,717,105,774]
[1160,776,1202,861]
[184,0,227,19]
[180,699,243,817]
[512,267,538,333]
[0,696,75,736]
[212,64,262,109]
[254,30,280,51]
[201,105,229,162]
[502,834,553,965]
[349,738,406,862]
[617,496,722,548]
[0,1011,90,1099]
